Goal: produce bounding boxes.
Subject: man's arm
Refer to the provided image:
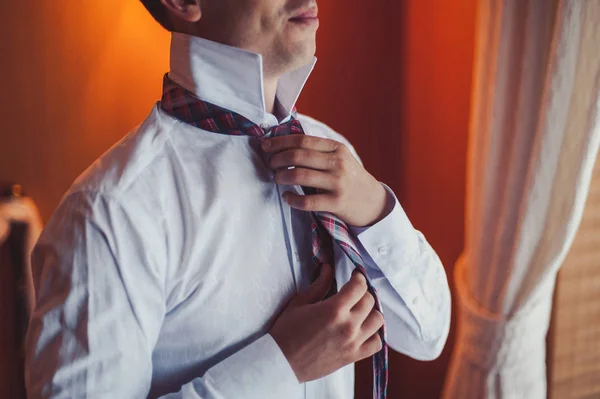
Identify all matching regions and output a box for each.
[262,133,451,360]
[346,185,451,360]
[24,192,298,399]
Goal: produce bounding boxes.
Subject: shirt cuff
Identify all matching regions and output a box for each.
[204,334,300,398]
[350,183,420,274]
[349,183,396,237]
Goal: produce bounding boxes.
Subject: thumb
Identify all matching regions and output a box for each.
[290,264,334,307]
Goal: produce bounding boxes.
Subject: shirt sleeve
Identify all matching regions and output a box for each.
[25,191,299,399]
[344,184,451,361]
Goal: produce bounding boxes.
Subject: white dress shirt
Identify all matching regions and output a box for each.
[25,33,451,399]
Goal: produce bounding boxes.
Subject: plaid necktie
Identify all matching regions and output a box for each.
[161,75,388,398]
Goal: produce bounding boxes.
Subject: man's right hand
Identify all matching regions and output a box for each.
[269,264,384,383]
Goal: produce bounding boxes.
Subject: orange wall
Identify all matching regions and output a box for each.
[0,1,476,398]
[0,2,170,219]
[393,2,476,397]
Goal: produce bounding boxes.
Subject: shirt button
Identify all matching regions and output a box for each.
[378,245,388,255]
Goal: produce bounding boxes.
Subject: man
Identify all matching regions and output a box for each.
[25,0,451,398]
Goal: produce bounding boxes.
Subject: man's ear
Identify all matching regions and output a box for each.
[159,0,201,23]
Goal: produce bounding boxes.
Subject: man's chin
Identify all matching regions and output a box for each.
[287,51,315,72]
[267,40,315,76]
[290,41,316,65]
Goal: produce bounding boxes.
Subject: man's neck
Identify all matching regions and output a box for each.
[263,76,278,115]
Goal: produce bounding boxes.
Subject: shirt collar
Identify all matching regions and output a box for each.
[168,33,316,127]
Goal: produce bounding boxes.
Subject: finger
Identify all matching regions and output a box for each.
[357,332,383,361]
[290,264,334,307]
[269,149,334,171]
[350,291,376,321]
[282,192,336,213]
[359,309,385,342]
[328,272,368,310]
[262,135,341,153]
[274,168,338,191]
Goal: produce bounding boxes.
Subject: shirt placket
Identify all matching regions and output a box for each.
[275,183,310,399]
[275,184,303,293]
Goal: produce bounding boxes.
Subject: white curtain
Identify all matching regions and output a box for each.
[443,0,600,398]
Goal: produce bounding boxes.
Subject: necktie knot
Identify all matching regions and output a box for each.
[262,118,305,139]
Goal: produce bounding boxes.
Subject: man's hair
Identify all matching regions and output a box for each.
[140,0,174,31]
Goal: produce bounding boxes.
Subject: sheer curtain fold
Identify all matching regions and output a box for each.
[443,0,600,397]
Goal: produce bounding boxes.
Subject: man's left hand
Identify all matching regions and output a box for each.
[262,135,392,228]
